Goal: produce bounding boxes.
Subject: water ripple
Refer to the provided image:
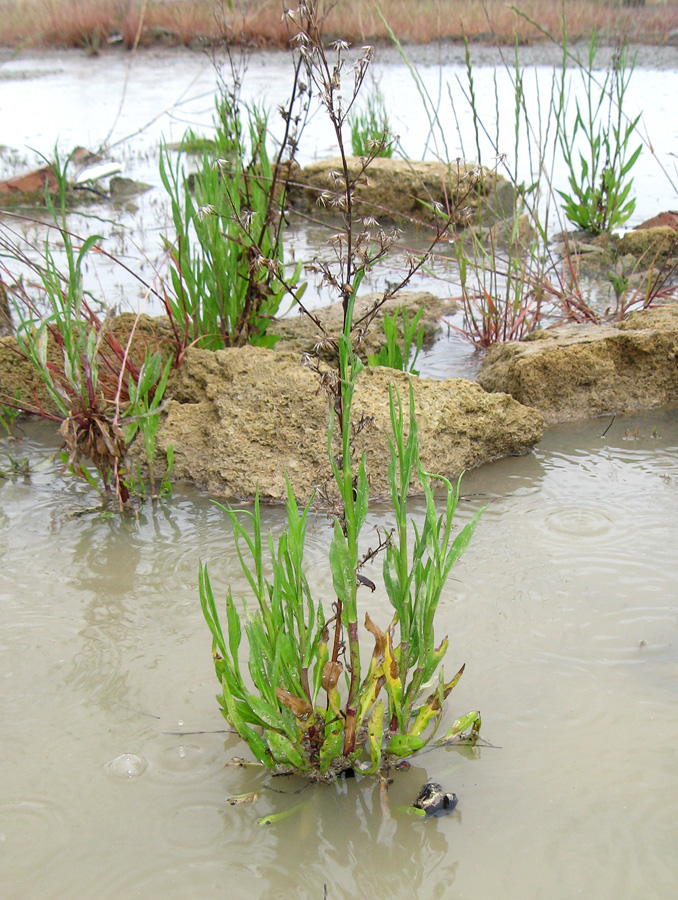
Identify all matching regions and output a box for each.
[0,796,72,880]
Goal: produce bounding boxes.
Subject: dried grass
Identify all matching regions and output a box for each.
[0,0,677,49]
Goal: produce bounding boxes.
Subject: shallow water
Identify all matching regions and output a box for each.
[1,409,677,899]
[1,44,678,332]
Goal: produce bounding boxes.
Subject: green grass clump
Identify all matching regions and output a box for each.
[349,90,394,158]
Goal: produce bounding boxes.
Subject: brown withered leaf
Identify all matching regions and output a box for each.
[364,612,386,661]
[275,688,313,718]
[322,660,343,693]
[357,573,376,592]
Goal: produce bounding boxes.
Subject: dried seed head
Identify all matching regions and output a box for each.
[462,165,484,187]
[196,204,216,222]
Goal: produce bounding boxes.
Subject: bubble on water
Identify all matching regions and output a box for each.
[105,753,148,779]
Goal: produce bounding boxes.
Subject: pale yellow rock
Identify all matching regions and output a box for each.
[156,345,544,501]
[477,305,678,423]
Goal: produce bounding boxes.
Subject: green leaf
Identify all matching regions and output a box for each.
[224,588,242,680]
[386,732,426,758]
[354,453,369,533]
[363,699,385,774]
[246,694,286,731]
[257,802,306,826]
[442,506,485,583]
[329,520,354,609]
[383,546,404,622]
[319,719,344,773]
[220,676,272,767]
[436,709,481,744]
[265,729,309,771]
[198,563,228,659]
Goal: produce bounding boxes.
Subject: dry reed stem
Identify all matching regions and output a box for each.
[0,0,677,50]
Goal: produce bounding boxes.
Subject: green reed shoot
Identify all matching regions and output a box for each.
[367,305,425,374]
[160,91,305,352]
[349,88,394,158]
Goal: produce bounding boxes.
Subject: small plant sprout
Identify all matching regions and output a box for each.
[0,392,22,437]
[368,305,425,374]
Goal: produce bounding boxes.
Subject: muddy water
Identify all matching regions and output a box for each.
[1,46,678,323]
[1,409,677,899]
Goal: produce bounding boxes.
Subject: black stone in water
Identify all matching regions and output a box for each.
[413,781,458,817]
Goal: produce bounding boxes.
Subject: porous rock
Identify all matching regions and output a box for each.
[477,305,678,424]
[273,291,457,359]
[289,157,510,226]
[156,345,544,501]
[0,336,53,411]
[618,226,677,258]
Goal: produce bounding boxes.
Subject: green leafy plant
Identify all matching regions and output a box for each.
[199,1,481,783]
[125,352,173,499]
[349,88,394,158]
[556,31,642,234]
[367,305,425,374]
[8,150,172,508]
[0,454,30,479]
[0,392,22,437]
[159,86,306,353]
[200,382,482,778]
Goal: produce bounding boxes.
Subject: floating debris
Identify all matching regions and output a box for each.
[413,781,458,818]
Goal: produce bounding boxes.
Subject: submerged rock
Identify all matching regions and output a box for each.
[109,176,152,201]
[155,345,544,501]
[477,305,678,424]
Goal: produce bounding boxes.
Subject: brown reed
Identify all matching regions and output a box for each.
[0,0,676,51]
